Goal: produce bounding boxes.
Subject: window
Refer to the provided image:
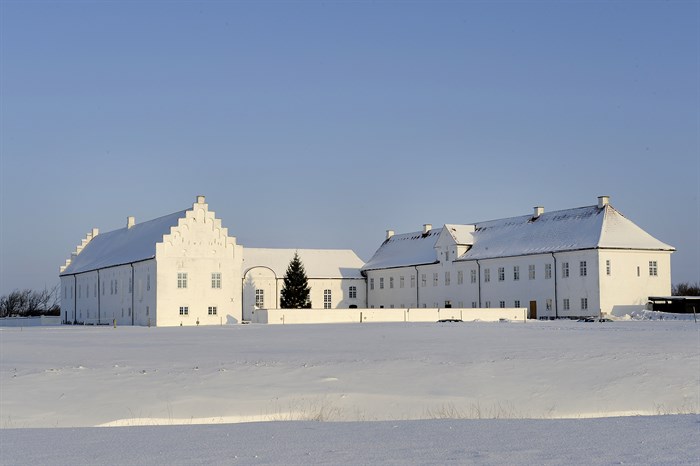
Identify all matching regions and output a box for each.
[389,277,394,289]
[110,280,114,295]
[179,306,189,316]
[484,268,491,282]
[562,262,569,278]
[581,298,588,310]
[472,302,477,308]
[255,289,264,308]
[114,280,118,294]
[433,273,438,286]
[445,272,450,286]
[580,261,587,277]
[211,272,221,289]
[146,306,149,316]
[649,261,658,276]
[102,282,105,295]
[94,283,97,297]
[498,267,505,282]
[637,266,640,277]
[445,300,452,308]
[421,274,426,287]
[349,286,357,299]
[513,266,520,281]
[529,265,535,280]
[379,277,384,289]
[606,260,611,276]
[411,275,416,288]
[545,263,552,279]
[457,270,463,285]
[177,272,188,289]
[399,276,405,288]
[147,274,151,291]
[563,299,570,311]
[128,307,131,317]
[485,301,491,308]
[514,300,520,308]
[470,269,477,284]
[129,277,133,293]
[323,290,332,309]
[546,299,552,312]
[370,278,374,290]
[499,301,505,308]
[208,306,217,315]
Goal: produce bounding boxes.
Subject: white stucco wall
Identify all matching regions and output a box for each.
[155,200,242,327]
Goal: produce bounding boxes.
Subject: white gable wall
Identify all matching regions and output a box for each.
[599,250,672,315]
[155,200,242,327]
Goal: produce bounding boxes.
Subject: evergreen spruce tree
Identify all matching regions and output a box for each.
[280,252,311,309]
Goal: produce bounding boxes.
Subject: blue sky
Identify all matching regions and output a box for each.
[1,0,698,296]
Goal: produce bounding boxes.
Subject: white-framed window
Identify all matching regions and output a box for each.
[606,260,611,276]
[323,290,332,309]
[581,298,588,310]
[370,278,374,290]
[514,300,520,307]
[471,269,477,284]
[349,286,357,299]
[389,277,394,289]
[147,274,151,291]
[94,283,97,297]
[177,272,188,289]
[545,263,552,279]
[562,262,569,278]
[580,261,587,277]
[499,301,505,308]
[208,306,217,315]
[411,275,416,288]
[546,299,552,312]
[146,306,149,316]
[128,307,131,317]
[498,267,505,281]
[513,266,520,281]
[102,282,105,295]
[379,277,384,289]
[110,280,114,295]
[637,266,641,277]
[179,306,189,316]
[471,302,477,308]
[129,277,133,293]
[421,274,427,287]
[211,272,221,289]
[485,301,491,308]
[563,298,570,311]
[445,271,450,286]
[484,268,491,282]
[457,270,463,285]
[400,276,405,288]
[529,265,535,280]
[649,261,658,276]
[255,289,264,308]
[433,273,438,286]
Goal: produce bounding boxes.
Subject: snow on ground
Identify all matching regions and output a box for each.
[2,416,699,465]
[1,320,698,464]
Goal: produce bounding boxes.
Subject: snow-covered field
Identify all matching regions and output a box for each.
[1,321,698,464]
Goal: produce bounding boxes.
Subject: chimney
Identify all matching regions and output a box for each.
[127,216,135,229]
[386,230,395,240]
[196,195,206,204]
[423,224,432,234]
[91,228,99,237]
[598,196,610,208]
[533,206,544,218]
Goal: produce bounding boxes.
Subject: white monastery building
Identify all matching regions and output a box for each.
[60,195,674,325]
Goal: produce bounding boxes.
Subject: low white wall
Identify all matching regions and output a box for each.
[250,308,527,325]
[0,316,62,327]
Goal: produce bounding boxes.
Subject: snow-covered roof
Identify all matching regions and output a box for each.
[362,203,674,271]
[243,248,365,279]
[361,229,441,271]
[60,210,186,275]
